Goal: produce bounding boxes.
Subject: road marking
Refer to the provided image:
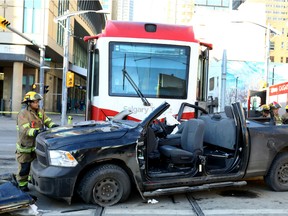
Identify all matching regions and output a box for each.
[104,209,195,215]
[204,209,288,215]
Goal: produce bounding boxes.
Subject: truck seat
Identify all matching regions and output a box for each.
[159,119,204,164]
[199,106,236,150]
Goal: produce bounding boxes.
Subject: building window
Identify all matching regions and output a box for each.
[270,56,274,62]
[23,0,42,33]
[209,77,214,91]
[281,57,283,63]
[57,0,69,46]
[281,42,284,49]
[22,75,34,97]
[270,41,275,50]
[286,57,288,63]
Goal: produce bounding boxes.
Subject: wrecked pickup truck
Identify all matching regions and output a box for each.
[31,102,288,207]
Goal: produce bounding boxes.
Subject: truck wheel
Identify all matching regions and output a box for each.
[264,152,288,191]
[77,164,131,207]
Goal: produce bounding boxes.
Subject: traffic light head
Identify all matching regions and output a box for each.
[44,85,49,94]
[66,71,74,88]
[0,16,10,30]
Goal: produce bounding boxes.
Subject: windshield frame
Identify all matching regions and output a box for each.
[108,41,190,100]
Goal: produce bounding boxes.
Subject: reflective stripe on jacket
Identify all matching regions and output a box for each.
[16,143,35,153]
[16,106,56,150]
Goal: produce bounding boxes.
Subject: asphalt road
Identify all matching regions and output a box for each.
[1,115,288,216]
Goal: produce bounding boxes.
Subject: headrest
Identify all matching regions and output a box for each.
[224,106,234,118]
[211,113,222,120]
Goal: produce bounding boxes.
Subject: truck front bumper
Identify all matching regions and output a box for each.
[31,159,79,200]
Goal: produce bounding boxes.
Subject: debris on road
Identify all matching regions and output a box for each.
[147,199,159,204]
[0,173,37,215]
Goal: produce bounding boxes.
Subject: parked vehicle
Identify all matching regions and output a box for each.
[248,81,288,118]
[31,101,288,207]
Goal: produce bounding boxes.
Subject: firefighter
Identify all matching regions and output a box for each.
[260,104,270,117]
[282,105,288,124]
[269,101,282,125]
[16,91,59,191]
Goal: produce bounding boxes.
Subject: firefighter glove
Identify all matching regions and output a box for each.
[33,129,39,137]
[34,128,45,137]
[51,124,59,128]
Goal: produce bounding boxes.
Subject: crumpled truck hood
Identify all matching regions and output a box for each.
[36,120,138,150]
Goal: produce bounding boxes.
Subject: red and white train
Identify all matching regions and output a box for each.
[84,20,212,121]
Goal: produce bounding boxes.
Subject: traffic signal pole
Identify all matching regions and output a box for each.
[54,10,108,125]
[61,15,70,126]
[0,16,46,109]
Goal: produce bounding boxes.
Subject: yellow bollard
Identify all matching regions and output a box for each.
[68,116,73,125]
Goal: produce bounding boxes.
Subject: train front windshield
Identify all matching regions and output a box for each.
[109,42,190,99]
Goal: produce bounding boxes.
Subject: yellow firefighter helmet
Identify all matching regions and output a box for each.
[261,104,270,111]
[22,91,43,103]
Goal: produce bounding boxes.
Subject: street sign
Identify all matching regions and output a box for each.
[44,58,52,62]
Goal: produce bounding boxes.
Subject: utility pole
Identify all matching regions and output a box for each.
[264,24,270,87]
[235,77,239,102]
[221,49,227,111]
[61,12,70,126]
[54,10,108,125]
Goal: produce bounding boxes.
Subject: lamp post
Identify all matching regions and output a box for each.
[220,49,227,111]
[231,21,281,87]
[272,65,275,85]
[54,10,108,125]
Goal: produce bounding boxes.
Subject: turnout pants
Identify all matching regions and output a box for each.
[16,152,36,187]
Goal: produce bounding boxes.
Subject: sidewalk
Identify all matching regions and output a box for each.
[47,113,85,125]
[0,112,85,126]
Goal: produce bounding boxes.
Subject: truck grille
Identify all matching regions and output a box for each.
[35,140,48,166]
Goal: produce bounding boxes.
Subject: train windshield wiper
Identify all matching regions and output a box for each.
[122,54,150,106]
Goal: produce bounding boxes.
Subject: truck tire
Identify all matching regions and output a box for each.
[77,164,131,207]
[264,152,288,191]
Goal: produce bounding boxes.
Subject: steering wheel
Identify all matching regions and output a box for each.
[155,119,167,138]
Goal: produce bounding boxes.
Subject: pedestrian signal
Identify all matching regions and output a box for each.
[0,16,10,30]
[66,71,74,88]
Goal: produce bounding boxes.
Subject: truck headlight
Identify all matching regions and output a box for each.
[49,150,78,167]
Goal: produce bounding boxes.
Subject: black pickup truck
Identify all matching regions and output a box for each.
[31,102,288,207]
